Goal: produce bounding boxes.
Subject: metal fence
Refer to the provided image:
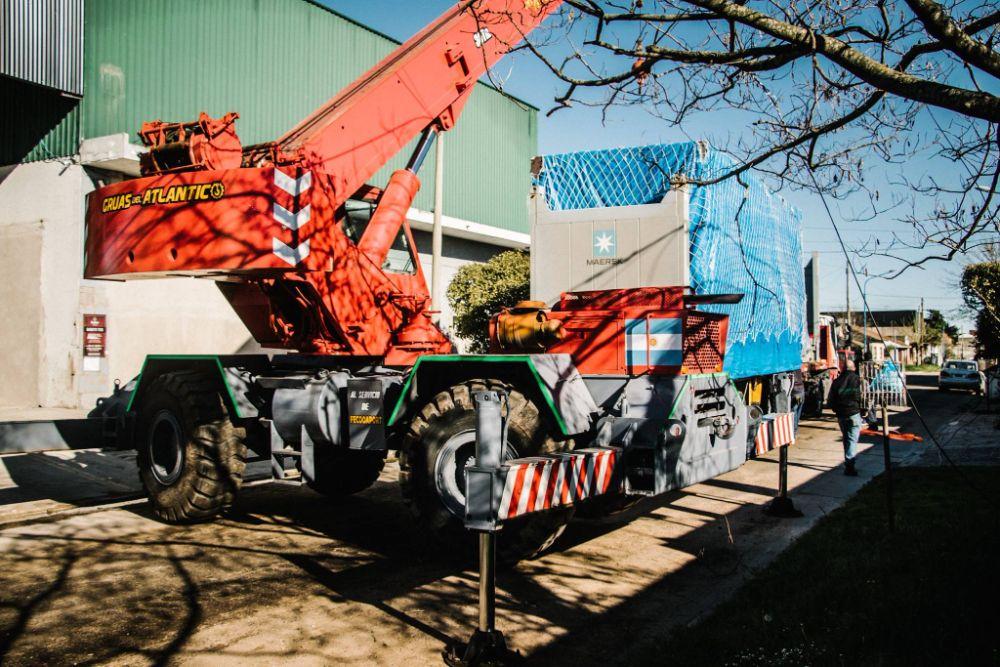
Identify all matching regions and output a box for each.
[859,360,908,410]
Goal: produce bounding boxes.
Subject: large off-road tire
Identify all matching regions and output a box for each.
[306,448,386,498]
[400,380,573,563]
[135,371,247,523]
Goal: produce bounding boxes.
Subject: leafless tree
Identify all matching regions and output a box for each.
[486,0,999,275]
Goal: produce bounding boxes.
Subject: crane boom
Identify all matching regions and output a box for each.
[278,0,557,200]
[83,0,561,362]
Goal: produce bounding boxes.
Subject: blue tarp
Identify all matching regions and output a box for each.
[535,142,806,379]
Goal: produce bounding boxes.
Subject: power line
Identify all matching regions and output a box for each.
[802,225,911,232]
[865,293,959,300]
[808,169,997,512]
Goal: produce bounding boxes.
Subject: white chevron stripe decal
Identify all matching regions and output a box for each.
[273,203,311,231]
[273,169,312,197]
[272,238,310,266]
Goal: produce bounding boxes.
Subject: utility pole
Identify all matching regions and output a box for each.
[918,297,924,363]
[846,262,852,348]
[863,267,869,357]
[431,133,444,322]
[918,297,924,339]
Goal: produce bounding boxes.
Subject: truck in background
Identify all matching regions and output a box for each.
[802,254,843,416]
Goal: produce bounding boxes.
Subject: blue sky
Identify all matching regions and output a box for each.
[325,0,982,329]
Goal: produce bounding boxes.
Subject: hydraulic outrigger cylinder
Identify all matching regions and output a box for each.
[447,390,622,665]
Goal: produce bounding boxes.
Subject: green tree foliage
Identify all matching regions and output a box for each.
[961,261,1000,358]
[447,251,529,353]
[923,310,960,345]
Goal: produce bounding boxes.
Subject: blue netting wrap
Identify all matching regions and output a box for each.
[535,142,805,379]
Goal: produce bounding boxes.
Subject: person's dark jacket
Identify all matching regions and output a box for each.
[791,369,805,405]
[828,370,862,418]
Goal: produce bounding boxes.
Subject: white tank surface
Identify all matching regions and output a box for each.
[529,186,690,306]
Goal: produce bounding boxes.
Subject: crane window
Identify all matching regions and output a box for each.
[342,200,417,275]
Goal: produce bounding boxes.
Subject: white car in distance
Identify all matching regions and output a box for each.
[938,360,983,394]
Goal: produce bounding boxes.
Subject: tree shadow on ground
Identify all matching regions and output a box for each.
[0,391,948,666]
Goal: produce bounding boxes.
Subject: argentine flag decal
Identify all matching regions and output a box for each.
[625,318,683,367]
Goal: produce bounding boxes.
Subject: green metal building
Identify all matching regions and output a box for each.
[6,0,538,234]
[0,0,538,412]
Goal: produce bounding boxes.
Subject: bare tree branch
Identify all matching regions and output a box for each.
[508,0,1000,274]
[903,0,1000,78]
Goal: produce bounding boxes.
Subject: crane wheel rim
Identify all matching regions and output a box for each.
[433,429,517,517]
[148,410,184,485]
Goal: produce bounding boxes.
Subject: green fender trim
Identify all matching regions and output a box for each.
[125,355,243,419]
[667,376,691,420]
[386,355,569,436]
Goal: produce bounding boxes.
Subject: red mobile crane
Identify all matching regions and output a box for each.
[87,0,764,562]
[87,1,560,362]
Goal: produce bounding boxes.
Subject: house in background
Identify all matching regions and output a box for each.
[954,332,979,360]
[864,333,908,364]
[823,309,951,365]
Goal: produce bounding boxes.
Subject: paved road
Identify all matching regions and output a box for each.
[0,379,989,666]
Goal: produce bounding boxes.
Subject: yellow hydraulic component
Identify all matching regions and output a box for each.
[745,379,764,406]
[492,301,565,351]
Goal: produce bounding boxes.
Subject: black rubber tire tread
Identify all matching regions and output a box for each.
[399,379,573,564]
[135,370,247,523]
[306,448,387,498]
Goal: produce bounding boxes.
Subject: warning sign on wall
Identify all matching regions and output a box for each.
[83,313,106,363]
[82,314,107,372]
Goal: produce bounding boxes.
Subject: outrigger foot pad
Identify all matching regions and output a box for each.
[766,495,804,518]
[443,629,523,667]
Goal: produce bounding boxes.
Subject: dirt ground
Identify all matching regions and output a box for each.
[0,377,989,666]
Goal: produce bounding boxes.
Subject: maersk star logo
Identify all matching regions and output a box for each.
[593,230,616,256]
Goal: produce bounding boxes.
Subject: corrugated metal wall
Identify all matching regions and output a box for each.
[16,0,537,234]
[1,76,81,164]
[0,0,84,95]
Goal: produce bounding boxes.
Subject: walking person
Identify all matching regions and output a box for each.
[828,359,862,476]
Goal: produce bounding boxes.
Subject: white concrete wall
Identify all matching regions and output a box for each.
[0,162,252,410]
[99,279,253,391]
[0,162,507,409]
[0,162,87,408]
[0,218,43,407]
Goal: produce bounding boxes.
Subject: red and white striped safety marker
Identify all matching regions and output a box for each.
[753,412,796,456]
[497,448,619,521]
[772,412,795,447]
[753,420,771,456]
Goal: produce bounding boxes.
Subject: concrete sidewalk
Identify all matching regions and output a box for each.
[0,451,284,527]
